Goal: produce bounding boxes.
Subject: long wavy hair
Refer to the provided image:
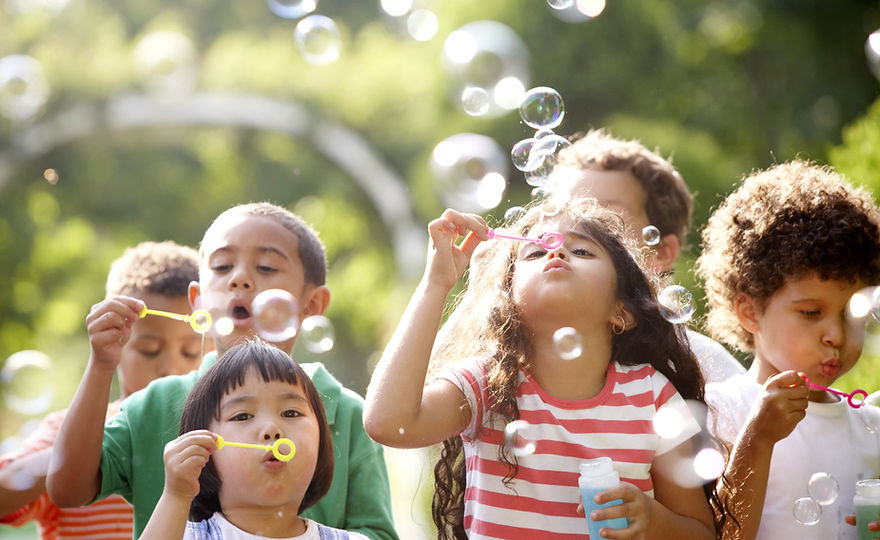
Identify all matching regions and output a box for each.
[429,196,728,538]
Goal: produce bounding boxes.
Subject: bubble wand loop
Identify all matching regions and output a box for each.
[487,227,564,250]
[138,305,213,334]
[803,377,868,409]
[215,435,296,462]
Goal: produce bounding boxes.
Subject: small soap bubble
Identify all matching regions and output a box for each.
[792,496,822,526]
[504,206,526,222]
[503,420,536,456]
[1,350,53,415]
[531,187,548,202]
[252,289,300,342]
[859,390,880,434]
[693,447,725,480]
[807,472,839,505]
[294,15,341,65]
[189,310,212,334]
[866,30,880,80]
[526,134,571,171]
[652,407,684,439]
[553,327,583,360]
[534,129,554,139]
[406,9,438,42]
[511,138,537,171]
[300,315,335,353]
[398,427,405,435]
[519,87,565,130]
[547,0,575,8]
[0,55,49,120]
[461,86,490,116]
[266,0,317,19]
[215,317,234,337]
[658,285,696,324]
[524,153,557,187]
[642,225,661,246]
[848,288,874,320]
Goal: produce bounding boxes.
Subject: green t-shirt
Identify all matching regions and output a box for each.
[97,351,398,540]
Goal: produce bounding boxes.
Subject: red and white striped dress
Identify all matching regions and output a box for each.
[440,358,699,540]
[0,403,134,540]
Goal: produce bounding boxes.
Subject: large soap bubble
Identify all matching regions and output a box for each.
[252,289,300,342]
[1,350,54,415]
[430,133,508,212]
[294,15,341,65]
[519,87,565,130]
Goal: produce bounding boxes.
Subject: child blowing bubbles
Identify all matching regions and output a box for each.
[141,339,367,539]
[697,160,880,539]
[365,197,720,539]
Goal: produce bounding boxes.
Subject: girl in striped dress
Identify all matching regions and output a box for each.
[365,196,725,539]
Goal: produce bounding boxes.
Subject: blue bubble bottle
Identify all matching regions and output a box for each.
[578,457,628,538]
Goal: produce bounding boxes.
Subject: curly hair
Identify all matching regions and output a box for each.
[550,128,693,246]
[105,240,198,298]
[430,195,727,538]
[696,160,880,352]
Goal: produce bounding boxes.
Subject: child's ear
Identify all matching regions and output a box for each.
[188,281,201,310]
[734,293,760,333]
[612,304,638,331]
[652,233,680,274]
[301,285,331,317]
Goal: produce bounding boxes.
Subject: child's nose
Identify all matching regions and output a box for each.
[822,317,845,347]
[228,268,253,290]
[546,247,567,259]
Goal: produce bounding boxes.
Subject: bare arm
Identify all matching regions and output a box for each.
[47,296,143,507]
[364,210,487,448]
[0,448,50,516]
[716,370,808,540]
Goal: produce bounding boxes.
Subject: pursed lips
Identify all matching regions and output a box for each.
[543,258,570,272]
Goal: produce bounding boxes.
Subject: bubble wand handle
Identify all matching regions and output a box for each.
[804,377,867,409]
[138,305,213,333]
[215,435,296,462]
[487,228,564,250]
[139,306,188,322]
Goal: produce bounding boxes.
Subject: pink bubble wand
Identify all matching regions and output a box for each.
[487,228,564,250]
[803,377,868,409]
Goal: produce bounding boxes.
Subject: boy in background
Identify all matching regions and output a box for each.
[1,240,203,539]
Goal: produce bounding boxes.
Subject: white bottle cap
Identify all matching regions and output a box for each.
[579,456,614,477]
[856,479,880,498]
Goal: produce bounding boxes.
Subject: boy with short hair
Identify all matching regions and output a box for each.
[1,240,202,539]
[549,128,745,383]
[47,202,398,540]
[697,160,880,539]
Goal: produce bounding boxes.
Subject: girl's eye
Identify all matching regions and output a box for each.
[801,310,821,318]
[138,350,160,358]
[523,249,546,260]
[572,248,592,257]
[183,350,201,360]
[230,412,252,421]
[211,264,232,273]
[281,409,303,418]
[257,264,277,273]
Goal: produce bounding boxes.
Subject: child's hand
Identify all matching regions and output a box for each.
[746,370,809,447]
[846,512,880,531]
[425,209,489,290]
[588,482,650,540]
[86,296,144,370]
[162,430,216,501]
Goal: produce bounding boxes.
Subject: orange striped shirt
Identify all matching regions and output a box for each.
[0,403,134,540]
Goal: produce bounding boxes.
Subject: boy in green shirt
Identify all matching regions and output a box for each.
[47,202,398,540]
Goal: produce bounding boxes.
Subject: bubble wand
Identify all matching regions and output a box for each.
[138,305,213,334]
[803,376,867,409]
[215,436,296,462]
[487,228,564,250]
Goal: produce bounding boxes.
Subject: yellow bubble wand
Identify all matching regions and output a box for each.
[215,436,296,462]
[139,305,213,334]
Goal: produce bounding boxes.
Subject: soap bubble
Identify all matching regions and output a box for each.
[526,134,571,170]
[653,407,684,439]
[430,133,508,212]
[807,472,839,505]
[547,0,575,9]
[503,420,536,456]
[866,30,880,80]
[214,317,234,337]
[252,289,300,342]
[519,87,565,130]
[859,390,880,434]
[511,138,537,171]
[642,225,661,246]
[848,287,874,320]
[1,350,53,415]
[0,55,49,121]
[133,31,198,99]
[553,327,583,360]
[380,0,411,17]
[406,9,438,42]
[294,15,341,65]
[693,447,725,480]
[266,0,317,19]
[792,497,821,526]
[504,206,527,222]
[658,285,696,324]
[461,86,491,116]
[300,315,335,353]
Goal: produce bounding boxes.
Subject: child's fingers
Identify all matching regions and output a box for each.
[845,514,856,526]
[430,209,488,241]
[458,230,486,259]
[766,370,807,392]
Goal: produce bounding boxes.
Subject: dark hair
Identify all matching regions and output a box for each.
[697,160,880,352]
[200,202,327,286]
[180,339,334,521]
[553,128,693,246]
[429,196,724,537]
[105,240,198,298]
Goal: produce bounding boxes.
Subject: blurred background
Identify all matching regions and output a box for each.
[3,0,880,537]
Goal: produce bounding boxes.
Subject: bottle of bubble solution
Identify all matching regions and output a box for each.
[855,479,880,540]
[579,457,628,538]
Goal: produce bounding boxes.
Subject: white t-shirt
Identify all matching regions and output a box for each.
[707,373,880,540]
[184,513,369,540]
[685,328,745,384]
